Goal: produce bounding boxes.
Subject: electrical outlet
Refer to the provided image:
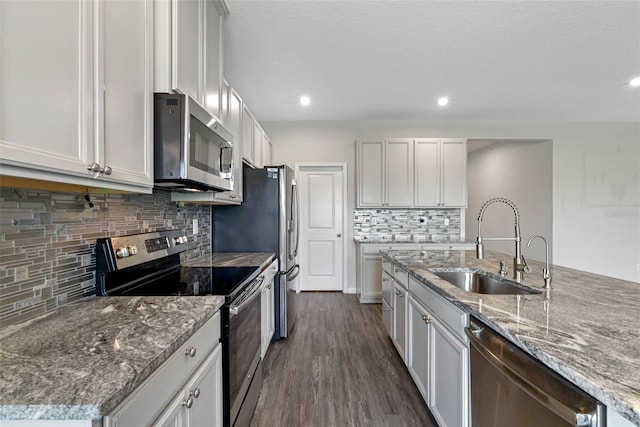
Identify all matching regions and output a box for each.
[193,218,199,235]
[444,218,450,226]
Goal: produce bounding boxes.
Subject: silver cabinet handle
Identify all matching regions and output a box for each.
[101,165,112,175]
[185,347,197,357]
[87,163,101,172]
[183,397,193,408]
[422,314,432,324]
[337,233,342,237]
[190,388,200,398]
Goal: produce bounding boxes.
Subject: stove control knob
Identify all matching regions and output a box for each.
[174,236,188,245]
[128,245,138,255]
[116,247,130,258]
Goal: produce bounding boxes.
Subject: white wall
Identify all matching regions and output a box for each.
[263,120,640,283]
[466,140,553,264]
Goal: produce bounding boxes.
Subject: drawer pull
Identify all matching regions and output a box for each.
[183,397,194,408]
[185,347,197,357]
[190,388,201,398]
[422,315,432,324]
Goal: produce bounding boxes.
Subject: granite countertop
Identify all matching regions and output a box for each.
[182,251,275,268]
[381,249,640,425]
[0,295,225,420]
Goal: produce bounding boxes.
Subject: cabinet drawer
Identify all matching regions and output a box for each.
[393,265,409,289]
[107,311,221,427]
[409,277,467,340]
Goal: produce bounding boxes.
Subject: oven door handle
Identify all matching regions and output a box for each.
[229,277,264,316]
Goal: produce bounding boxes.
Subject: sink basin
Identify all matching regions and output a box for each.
[429,269,541,295]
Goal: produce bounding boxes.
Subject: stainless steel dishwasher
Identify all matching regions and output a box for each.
[465,317,605,427]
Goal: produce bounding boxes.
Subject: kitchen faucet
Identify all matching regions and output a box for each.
[476,197,528,282]
[527,235,552,289]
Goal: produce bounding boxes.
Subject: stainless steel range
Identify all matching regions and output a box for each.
[95,230,263,427]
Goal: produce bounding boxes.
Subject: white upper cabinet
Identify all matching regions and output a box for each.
[155,0,226,119]
[242,105,256,166]
[414,138,467,207]
[357,138,467,208]
[0,0,153,193]
[357,139,413,207]
[253,121,264,169]
[263,134,272,166]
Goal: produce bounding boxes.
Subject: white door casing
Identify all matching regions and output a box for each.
[296,163,347,292]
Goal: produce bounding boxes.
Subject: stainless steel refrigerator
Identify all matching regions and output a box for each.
[213,164,299,339]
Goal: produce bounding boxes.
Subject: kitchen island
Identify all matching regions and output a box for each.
[382,249,640,426]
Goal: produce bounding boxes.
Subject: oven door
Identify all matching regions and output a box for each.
[228,277,263,426]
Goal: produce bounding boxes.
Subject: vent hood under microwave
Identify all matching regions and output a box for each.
[154,93,234,192]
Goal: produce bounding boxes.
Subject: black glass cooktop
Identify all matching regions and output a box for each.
[105,265,260,298]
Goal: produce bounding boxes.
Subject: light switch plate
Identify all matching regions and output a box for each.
[193,218,199,235]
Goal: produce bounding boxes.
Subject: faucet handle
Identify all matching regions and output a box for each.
[522,254,532,273]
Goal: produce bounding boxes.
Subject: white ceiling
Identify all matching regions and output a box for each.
[223,0,640,123]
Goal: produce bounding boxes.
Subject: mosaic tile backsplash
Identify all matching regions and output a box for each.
[0,188,211,328]
[354,208,462,242]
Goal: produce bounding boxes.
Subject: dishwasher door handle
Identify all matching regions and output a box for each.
[465,325,602,427]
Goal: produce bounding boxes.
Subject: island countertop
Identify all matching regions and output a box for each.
[381,249,640,425]
[0,295,225,420]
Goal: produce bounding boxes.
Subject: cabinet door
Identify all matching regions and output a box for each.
[0,0,94,176]
[357,140,385,207]
[153,393,185,427]
[185,344,223,427]
[263,134,272,166]
[441,140,467,207]
[173,0,201,102]
[382,299,392,337]
[407,295,431,403]
[385,139,413,207]
[98,0,153,187]
[203,0,221,117]
[392,282,407,361]
[227,88,243,201]
[414,139,441,207]
[360,254,382,303]
[430,317,469,427]
[253,121,264,168]
[241,105,255,166]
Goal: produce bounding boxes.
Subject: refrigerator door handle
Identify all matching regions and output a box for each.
[289,180,300,260]
[285,264,300,281]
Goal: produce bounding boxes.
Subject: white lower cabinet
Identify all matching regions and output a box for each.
[382,263,470,427]
[154,344,223,427]
[429,314,469,427]
[261,260,278,358]
[407,295,431,402]
[392,281,408,362]
[357,243,418,303]
[104,313,222,427]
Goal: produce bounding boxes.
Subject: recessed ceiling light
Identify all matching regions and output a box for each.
[300,96,311,106]
[437,97,449,107]
[629,77,640,87]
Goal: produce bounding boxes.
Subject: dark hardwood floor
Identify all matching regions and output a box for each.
[250,292,437,427]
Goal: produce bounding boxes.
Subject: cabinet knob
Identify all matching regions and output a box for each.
[87,163,101,173]
[422,314,432,324]
[183,397,194,408]
[101,165,112,175]
[190,388,201,399]
[337,233,342,238]
[185,347,197,357]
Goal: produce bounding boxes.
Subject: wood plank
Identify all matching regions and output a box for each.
[250,292,436,427]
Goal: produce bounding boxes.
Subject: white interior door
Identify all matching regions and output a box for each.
[297,164,345,291]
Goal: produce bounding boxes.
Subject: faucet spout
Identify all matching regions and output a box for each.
[476,197,526,281]
[527,235,552,289]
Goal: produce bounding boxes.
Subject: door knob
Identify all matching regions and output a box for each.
[337,233,342,237]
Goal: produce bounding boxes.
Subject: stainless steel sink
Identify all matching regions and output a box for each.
[429,269,541,295]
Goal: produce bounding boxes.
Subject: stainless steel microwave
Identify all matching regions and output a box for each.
[154,93,233,192]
